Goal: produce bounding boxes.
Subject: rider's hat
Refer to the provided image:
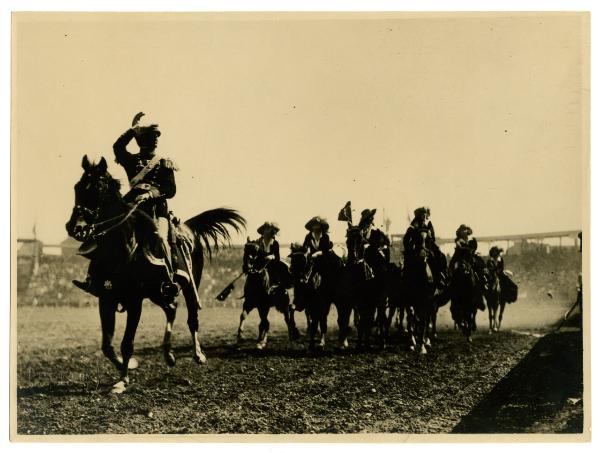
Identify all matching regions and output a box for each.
[358,208,376,229]
[489,246,504,258]
[257,221,280,236]
[414,206,430,217]
[456,224,473,237]
[305,216,329,233]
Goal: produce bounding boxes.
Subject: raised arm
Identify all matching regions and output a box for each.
[113,128,136,166]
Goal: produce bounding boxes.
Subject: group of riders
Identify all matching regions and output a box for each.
[71,111,510,347]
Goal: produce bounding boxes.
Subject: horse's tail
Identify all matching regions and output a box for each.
[184,208,246,259]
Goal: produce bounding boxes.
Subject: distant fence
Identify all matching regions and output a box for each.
[390,230,581,256]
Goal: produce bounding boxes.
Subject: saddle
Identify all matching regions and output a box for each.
[141,219,194,283]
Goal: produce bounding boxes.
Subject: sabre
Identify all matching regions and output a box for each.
[215,272,245,301]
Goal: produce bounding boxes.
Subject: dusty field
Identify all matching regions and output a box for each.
[15,296,580,435]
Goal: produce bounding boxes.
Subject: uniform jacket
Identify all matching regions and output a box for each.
[113,128,177,218]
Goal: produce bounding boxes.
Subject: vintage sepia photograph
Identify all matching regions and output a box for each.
[11,11,589,439]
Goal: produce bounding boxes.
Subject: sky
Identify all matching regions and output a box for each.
[13,12,588,246]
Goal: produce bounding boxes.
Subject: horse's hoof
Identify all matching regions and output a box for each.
[467,337,473,343]
[424,338,431,347]
[164,351,176,368]
[420,345,427,355]
[256,343,264,350]
[194,352,207,364]
[488,329,493,335]
[111,380,128,394]
[409,345,415,352]
[128,357,139,370]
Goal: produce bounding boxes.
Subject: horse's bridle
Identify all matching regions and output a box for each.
[71,201,142,242]
[290,250,314,284]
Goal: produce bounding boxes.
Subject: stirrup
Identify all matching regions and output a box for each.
[160,281,180,298]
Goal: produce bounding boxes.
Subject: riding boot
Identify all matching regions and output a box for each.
[72,260,104,297]
[159,237,180,298]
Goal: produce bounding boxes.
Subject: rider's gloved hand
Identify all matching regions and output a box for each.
[134,192,152,203]
[312,251,323,257]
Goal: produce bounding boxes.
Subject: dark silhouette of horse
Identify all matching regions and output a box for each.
[401,229,438,353]
[336,226,377,349]
[450,256,485,342]
[236,240,296,349]
[383,262,412,341]
[288,244,345,350]
[65,155,245,393]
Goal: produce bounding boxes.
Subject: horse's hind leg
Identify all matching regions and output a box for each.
[488,302,494,334]
[182,284,206,364]
[99,297,122,371]
[161,300,177,367]
[113,298,142,394]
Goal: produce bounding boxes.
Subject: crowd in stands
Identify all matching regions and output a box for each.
[17,243,581,308]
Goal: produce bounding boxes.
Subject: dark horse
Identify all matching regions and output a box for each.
[450,255,485,342]
[336,226,377,349]
[288,244,345,350]
[401,229,439,354]
[236,240,296,349]
[66,155,245,392]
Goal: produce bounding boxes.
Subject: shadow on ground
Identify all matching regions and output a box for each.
[452,328,583,433]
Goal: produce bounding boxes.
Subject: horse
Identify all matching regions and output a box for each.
[401,229,437,354]
[288,244,328,350]
[484,269,507,335]
[383,262,413,341]
[449,255,485,342]
[236,240,297,349]
[336,226,378,350]
[65,155,246,393]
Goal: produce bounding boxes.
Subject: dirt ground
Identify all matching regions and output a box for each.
[15,295,580,435]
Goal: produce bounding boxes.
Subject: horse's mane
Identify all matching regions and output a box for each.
[184,208,246,259]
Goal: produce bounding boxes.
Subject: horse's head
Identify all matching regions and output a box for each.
[346,226,364,257]
[289,243,310,280]
[415,228,432,262]
[66,155,122,241]
[243,239,261,272]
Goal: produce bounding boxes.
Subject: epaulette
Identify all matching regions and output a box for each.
[161,158,179,171]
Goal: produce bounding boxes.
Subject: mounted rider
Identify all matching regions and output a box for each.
[486,246,505,278]
[303,216,334,273]
[449,224,478,274]
[243,221,287,292]
[402,207,446,286]
[73,112,180,298]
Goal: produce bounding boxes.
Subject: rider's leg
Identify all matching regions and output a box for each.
[73,258,103,296]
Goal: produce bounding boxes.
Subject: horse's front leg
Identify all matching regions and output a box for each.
[99,297,122,370]
[283,304,300,341]
[488,301,494,334]
[498,300,506,331]
[112,298,143,394]
[256,305,270,350]
[318,301,330,349]
[237,304,250,342]
[161,300,177,367]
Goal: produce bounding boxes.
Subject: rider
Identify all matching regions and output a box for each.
[449,224,478,275]
[73,112,179,297]
[303,216,333,273]
[402,207,445,285]
[486,246,505,277]
[244,222,283,289]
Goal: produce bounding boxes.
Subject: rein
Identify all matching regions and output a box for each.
[88,201,143,239]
